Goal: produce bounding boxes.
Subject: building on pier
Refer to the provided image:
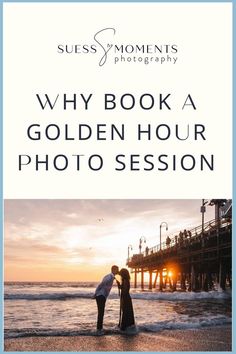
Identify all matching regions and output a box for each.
[126,205,232,292]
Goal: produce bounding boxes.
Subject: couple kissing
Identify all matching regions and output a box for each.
[93,265,136,335]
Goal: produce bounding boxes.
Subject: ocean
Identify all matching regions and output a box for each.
[4,282,231,339]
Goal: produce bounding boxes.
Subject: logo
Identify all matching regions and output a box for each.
[57,28,178,66]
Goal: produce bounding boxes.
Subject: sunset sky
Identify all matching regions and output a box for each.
[4,199,215,282]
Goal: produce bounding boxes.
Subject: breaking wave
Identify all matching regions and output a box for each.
[5,289,231,301]
[5,316,231,339]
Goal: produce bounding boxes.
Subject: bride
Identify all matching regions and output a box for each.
[118,268,136,333]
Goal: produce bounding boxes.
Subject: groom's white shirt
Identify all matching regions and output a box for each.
[94,273,115,299]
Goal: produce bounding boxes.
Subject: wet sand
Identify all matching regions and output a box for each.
[4,325,232,351]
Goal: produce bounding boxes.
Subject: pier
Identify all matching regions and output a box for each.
[127,213,232,292]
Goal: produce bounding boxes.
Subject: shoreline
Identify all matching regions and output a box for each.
[4,325,232,352]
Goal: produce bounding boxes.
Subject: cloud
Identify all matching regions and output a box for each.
[4,199,215,281]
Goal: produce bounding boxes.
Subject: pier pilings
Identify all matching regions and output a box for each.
[127,219,231,291]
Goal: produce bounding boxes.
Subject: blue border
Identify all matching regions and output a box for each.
[0,0,233,2]
[0,0,234,354]
[1,1,3,353]
[233,0,235,353]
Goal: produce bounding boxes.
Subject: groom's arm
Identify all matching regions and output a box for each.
[93,274,112,297]
[115,279,121,288]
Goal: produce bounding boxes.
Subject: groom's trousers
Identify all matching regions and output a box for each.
[95,295,106,329]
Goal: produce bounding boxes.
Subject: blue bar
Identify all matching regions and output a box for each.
[0,1,3,352]
[1,0,233,2]
[232,1,235,353]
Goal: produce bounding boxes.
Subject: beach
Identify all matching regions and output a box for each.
[4,325,232,352]
[4,282,232,351]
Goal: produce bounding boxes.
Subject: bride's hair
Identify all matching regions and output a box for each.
[119,268,130,280]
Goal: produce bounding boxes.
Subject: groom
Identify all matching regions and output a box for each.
[93,265,119,335]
